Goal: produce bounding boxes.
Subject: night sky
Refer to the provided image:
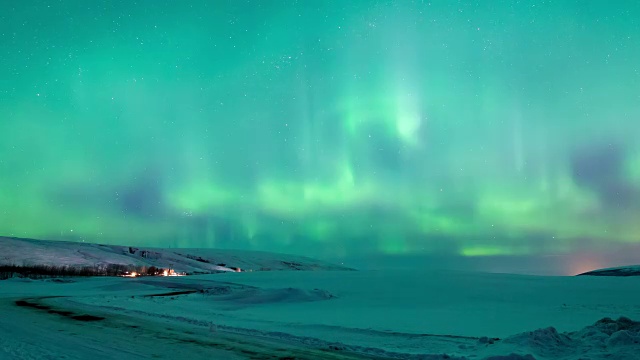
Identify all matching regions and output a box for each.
[1,1,640,271]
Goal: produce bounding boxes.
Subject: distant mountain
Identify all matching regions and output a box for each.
[577,265,640,277]
[0,236,353,274]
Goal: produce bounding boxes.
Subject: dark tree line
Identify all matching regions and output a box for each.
[0,264,166,280]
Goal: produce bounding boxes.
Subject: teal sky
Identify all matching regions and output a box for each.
[1,1,640,270]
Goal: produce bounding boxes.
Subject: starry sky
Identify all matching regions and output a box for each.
[1,1,640,273]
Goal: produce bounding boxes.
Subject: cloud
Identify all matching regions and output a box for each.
[52,170,167,219]
[570,142,638,209]
[119,174,165,217]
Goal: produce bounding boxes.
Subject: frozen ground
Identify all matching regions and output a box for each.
[2,269,640,359]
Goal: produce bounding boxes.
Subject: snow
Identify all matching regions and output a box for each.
[578,265,640,277]
[0,236,353,273]
[2,237,640,359]
[3,269,640,359]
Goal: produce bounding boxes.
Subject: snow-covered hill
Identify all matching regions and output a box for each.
[0,236,353,274]
[577,265,640,277]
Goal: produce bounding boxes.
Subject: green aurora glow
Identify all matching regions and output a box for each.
[1,1,640,260]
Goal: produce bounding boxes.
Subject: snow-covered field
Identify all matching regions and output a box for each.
[2,237,640,359]
[2,269,640,359]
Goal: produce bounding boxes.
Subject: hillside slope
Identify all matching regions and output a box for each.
[0,236,353,273]
[577,265,640,277]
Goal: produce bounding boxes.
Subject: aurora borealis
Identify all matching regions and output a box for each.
[1,1,640,267]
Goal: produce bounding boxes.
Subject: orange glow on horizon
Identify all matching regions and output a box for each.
[566,254,606,275]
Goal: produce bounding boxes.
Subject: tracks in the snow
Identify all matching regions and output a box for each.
[15,298,106,322]
[16,295,405,360]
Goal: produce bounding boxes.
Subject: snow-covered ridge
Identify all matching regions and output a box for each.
[577,265,640,277]
[0,236,353,274]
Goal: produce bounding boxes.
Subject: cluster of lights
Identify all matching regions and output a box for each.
[121,270,185,277]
